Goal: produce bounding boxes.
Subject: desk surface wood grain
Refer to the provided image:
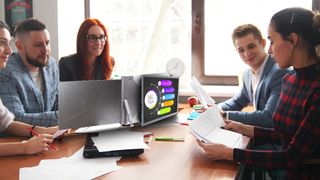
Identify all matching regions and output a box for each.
[0,104,249,180]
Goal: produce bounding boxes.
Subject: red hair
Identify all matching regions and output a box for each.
[76,18,113,80]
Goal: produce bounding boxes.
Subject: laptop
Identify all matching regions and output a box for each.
[83,132,144,158]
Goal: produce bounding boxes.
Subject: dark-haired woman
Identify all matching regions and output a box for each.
[197,7,320,179]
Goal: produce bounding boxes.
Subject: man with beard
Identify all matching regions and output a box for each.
[0,18,58,127]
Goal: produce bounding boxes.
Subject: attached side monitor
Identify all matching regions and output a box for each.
[59,80,122,129]
[141,74,179,126]
[121,75,141,126]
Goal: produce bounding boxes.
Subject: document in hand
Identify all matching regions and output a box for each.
[190,76,216,109]
[190,106,243,148]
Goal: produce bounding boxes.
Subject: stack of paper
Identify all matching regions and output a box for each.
[190,106,242,148]
[19,147,121,180]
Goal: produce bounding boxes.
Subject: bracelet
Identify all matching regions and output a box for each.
[222,112,229,120]
[29,125,36,137]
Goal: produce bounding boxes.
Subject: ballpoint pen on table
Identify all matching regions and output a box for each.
[180,122,189,126]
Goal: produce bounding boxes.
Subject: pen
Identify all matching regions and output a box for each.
[27,127,57,150]
[180,122,189,126]
[155,137,185,142]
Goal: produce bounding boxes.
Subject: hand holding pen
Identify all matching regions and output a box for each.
[28,127,57,151]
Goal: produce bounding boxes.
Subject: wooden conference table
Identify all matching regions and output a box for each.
[0,104,250,180]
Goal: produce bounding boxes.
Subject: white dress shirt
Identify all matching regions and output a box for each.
[251,55,268,110]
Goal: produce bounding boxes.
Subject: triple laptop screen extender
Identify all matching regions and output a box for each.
[59,74,179,158]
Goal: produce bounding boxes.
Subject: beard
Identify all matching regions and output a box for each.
[25,53,49,68]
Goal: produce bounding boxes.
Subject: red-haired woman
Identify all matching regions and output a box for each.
[59,18,114,81]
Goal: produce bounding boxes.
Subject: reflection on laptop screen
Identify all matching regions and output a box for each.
[59,80,122,129]
[141,74,179,126]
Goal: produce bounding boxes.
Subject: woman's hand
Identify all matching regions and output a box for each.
[22,135,53,154]
[197,139,233,160]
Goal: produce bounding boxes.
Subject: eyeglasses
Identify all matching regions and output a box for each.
[86,34,107,43]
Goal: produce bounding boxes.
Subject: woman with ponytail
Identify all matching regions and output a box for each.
[197,7,320,179]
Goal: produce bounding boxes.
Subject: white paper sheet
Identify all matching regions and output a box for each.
[92,129,150,152]
[190,106,242,148]
[190,76,216,108]
[19,147,121,180]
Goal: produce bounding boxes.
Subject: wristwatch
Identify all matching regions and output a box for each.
[222,112,227,118]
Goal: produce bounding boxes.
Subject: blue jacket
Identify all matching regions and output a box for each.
[218,56,290,128]
[0,52,59,127]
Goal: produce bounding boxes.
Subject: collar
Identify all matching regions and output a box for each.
[295,63,320,79]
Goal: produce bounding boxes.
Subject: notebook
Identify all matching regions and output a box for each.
[83,133,144,158]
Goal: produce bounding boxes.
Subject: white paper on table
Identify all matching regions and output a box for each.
[19,147,121,180]
[92,129,150,152]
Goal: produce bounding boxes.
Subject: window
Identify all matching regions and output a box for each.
[87,0,191,88]
[86,0,317,87]
[193,0,314,85]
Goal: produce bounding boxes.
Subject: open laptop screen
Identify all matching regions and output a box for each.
[141,74,179,126]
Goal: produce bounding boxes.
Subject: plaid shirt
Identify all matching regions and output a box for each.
[234,63,320,179]
[0,52,59,127]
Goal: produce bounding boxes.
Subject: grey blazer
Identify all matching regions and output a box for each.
[218,56,290,128]
[0,52,59,127]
